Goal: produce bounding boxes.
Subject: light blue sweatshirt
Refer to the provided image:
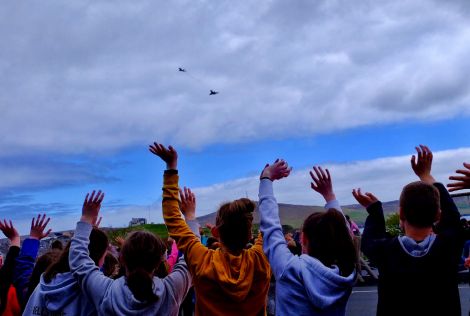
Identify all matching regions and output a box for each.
[259,179,356,316]
[23,272,96,316]
[70,221,198,316]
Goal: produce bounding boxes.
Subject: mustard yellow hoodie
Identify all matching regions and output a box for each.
[162,171,271,316]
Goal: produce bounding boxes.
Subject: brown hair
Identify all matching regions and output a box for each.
[102,253,120,279]
[399,181,440,228]
[26,249,61,303]
[121,231,166,303]
[215,198,255,252]
[302,209,357,277]
[43,227,108,283]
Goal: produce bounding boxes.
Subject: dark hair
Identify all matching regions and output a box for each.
[43,227,108,283]
[215,198,255,252]
[399,181,440,228]
[102,253,120,279]
[302,209,357,277]
[26,249,61,302]
[155,261,169,279]
[121,231,166,303]
[206,236,219,250]
[51,240,63,250]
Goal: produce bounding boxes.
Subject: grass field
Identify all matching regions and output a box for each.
[106,223,170,242]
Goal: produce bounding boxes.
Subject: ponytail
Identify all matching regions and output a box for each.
[121,231,166,303]
[127,267,158,303]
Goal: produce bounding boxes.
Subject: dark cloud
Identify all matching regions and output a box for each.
[0,155,118,195]
[0,0,469,153]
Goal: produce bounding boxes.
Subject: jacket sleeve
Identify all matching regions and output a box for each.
[162,170,207,275]
[164,255,192,306]
[433,182,461,236]
[69,221,113,309]
[361,201,388,264]
[325,199,343,213]
[259,179,295,280]
[13,238,39,305]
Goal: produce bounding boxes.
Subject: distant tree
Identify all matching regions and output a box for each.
[385,213,402,237]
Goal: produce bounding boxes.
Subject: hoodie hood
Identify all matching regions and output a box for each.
[100,277,168,315]
[398,234,436,257]
[36,272,80,311]
[299,254,356,310]
[209,249,258,302]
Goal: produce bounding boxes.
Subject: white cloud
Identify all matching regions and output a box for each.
[5,147,469,233]
[0,0,469,155]
[191,147,470,216]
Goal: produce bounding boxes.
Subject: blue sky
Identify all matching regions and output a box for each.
[1,0,470,233]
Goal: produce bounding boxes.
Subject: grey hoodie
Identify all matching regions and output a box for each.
[259,179,356,316]
[70,221,196,316]
[23,272,96,316]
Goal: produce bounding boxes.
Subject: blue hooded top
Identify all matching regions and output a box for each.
[69,221,197,316]
[259,179,356,316]
[23,272,96,316]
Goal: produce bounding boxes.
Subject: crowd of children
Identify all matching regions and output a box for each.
[0,143,469,315]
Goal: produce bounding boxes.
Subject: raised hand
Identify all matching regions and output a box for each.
[0,219,20,247]
[115,236,125,248]
[310,166,335,202]
[411,145,435,184]
[30,214,52,240]
[149,142,178,170]
[260,159,292,181]
[179,187,196,220]
[447,162,470,192]
[352,188,379,208]
[81,190,105,224]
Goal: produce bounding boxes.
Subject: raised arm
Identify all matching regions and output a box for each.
[149,142,205,272]
[259,159,293,279]
[352,189,386,262]
[412,145,460,233]
[0,219,21,309]
[447,162,470,192]
[411,145,436,185]
[13,214,51,305]
[310,166,344,213]
[69,190,113,309]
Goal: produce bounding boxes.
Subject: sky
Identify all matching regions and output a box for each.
[0,0,470,234]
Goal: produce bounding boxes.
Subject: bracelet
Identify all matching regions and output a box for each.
[260,176,271,181]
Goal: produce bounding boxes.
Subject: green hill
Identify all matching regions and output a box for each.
[105,193,470,242]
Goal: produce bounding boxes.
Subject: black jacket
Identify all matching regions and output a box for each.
[362,183,463,316]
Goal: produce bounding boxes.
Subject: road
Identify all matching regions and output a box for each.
[346,285,470,316]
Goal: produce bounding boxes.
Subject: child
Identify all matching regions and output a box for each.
[23,227,108,316]
[259,160,357,316]
[23,249,61,309]
[354,145,463,316]
[149,142,271,316]
[69,190,195,315]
